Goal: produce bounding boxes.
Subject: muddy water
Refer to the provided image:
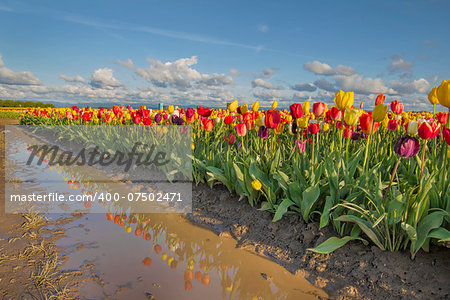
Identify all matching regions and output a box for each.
[5,129,329,300]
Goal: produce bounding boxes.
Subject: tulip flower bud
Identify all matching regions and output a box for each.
[272,100,278,109]
[436,79,450,108]
[313,102,326,117]
[228,100,238,112]
[252,101,260,112]
[418,121,440,140]
[343,109,359,126]
[302,100,310,114]
[443,128,450,146]
[372,104,388,122]
[407,121,418,135]
[428,87,439,105]
[334,90,354,111]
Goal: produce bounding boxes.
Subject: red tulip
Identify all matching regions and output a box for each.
[224,115,233,125]
[390,101,404,115]
[236,123,247,137]
[329,107,343,121]
[289,103,303,119]
[312,102,326,117]
[228,133,235,145]
[202,119,213,132]
[435,112,448,125]
[185,280,193,291]
[387,119,398,131]
[418,121,440,140]
[343,128,351,138]
[308,123,320,134]
[265,109,281,129]
[360,113,379,134]
[375,94,385,106]
[133,115,142,124]
[443,128,450,146]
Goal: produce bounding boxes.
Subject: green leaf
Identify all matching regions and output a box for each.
[272,198,294,222]
[307,236,368,254]
[233,162,244,182]
[301,185,320,221]
[427,227,450,243]
[336,215,385,250]
[412,210,449,257]
[319,196,333,229]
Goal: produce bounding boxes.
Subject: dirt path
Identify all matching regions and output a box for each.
[2,120,449,299]
[188,184,450,299]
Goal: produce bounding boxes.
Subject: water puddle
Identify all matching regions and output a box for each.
[4,128,329,299]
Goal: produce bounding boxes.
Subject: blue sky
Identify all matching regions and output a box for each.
[0,0,448,110]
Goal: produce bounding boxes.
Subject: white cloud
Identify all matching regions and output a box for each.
[292,82,316,92]
[0,54,42,85]
[89,68,123,89]
[314,78,335,92]
[389,78,431,95]
[253,90,282,101]
[257,25,269,33]
[303,61,335,75]
[59,74,87,84]
[117,56,232,90]
[334,74,396,95]
[251,78,282,90]
[336,65,355,76]
[292,92,310,101]
[388,54,413,74]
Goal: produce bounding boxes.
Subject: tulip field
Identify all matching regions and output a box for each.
[18,80,450,257]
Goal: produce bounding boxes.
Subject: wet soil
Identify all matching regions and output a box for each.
[188,184,450,299]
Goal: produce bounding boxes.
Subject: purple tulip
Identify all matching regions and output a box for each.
[186,107,195,118]
[351,132,362,141]
[154,113,162,123]
[394,135,420,158]
[258,126,269,139]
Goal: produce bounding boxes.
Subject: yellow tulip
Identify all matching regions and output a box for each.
[167,105,175,114]
[447,148,450,159]
[322,122,330,132]
[274,123,285,135]
[343,109,359,126]
[428,87,439,105]
[162,253,167,260]
[436,79,450,108]
[252,101,260,112]
[272,100,278,109]
[228,100,238,112]
[381,116,389,128]
[191,143,195,150]
[296,116,309,128]
[251,179,262,191]
[372,104,388,122]
[334,90,354,111]
[302,100,310,114]
[240,104,248,114]
[255,115,264,127]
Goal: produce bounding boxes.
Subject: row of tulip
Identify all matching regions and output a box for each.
[19,80,450,256]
